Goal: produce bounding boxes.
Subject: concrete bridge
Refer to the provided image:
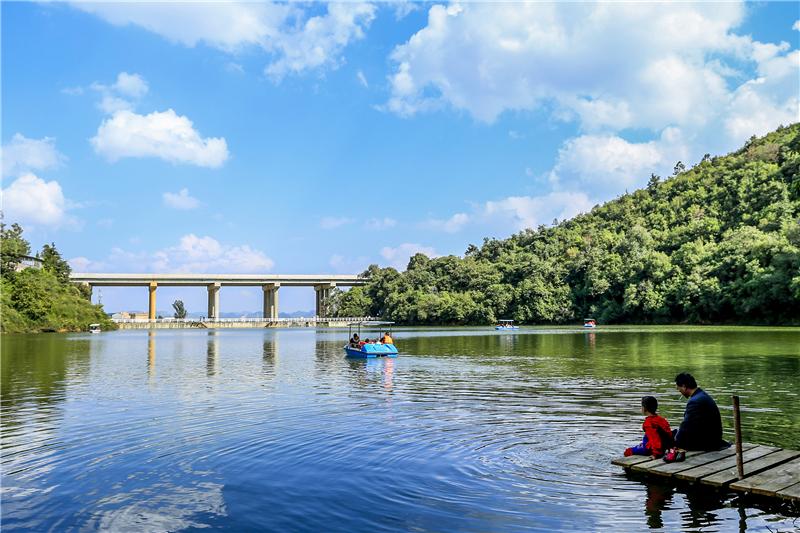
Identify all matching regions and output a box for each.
[70,273,366,320]
[113,317,372,329]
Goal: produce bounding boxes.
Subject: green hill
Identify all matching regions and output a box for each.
[333,124,800,325]
[0,223,115,334]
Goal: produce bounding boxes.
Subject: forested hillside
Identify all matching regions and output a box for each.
[0,223,114,333]
[332,124,800,325]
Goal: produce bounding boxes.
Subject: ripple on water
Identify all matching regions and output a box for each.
[1,328,799,532]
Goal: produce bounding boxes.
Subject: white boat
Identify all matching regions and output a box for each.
[89,323,101,333]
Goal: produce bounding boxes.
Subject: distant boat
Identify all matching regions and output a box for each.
[583,318,597,328]
[89,323,101,333]
[344,321,398,358]
[495,319,519,330]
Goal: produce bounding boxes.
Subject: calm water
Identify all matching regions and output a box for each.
[2,327,799,532]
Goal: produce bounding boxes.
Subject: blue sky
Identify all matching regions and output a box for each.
[2,1,798,314]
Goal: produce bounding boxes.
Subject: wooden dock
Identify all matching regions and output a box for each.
[612,443,800,502]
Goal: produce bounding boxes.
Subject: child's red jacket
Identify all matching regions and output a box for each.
[643,414,673,455]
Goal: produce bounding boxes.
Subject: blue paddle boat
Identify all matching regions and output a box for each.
[495,319,519,331]
[344,321,398,358]
[583,318,597,328]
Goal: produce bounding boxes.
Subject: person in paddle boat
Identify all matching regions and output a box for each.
[381,331,393,344]
[349,333,360,347]
[624,396,673,459]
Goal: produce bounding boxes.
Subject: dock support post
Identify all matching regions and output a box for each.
[732,395,744,480]
[148,282,157,320]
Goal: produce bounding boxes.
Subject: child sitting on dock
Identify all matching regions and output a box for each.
[624,396,673,458]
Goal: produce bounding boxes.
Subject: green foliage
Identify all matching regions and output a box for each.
[40,243,72,284]
[172,299,188,319]
[335,124,800,325]
[0,221,31,273]
[0,224,115,333]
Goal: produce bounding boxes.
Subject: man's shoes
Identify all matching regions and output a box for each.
[663,448,685,463]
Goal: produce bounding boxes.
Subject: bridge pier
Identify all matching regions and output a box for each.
[207,283,220,319]
[262,283,280,319]
[315,283,335,317]
[148,282,157,320]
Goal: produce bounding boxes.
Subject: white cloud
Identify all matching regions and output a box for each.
[364,217,396,230]
[357,70,369,88]
[105,234,274,273]
[0,173,70,227]
[113,72,149,98]
[547,129,689,196]
[91,109,229,167]
[72,2,292,50]
[2,134,65,177]
[793,20,800,31]
[69,256,107,272]
[330,253,371,273]
[380,243,439,270]
[724,50,800,142]
[61,86,84,96]
[264,3,376,80]
[393,1,419,21]
[163,188,201,210]
[91,72,149,113]
[383,2,798,209]
[158,234,274,273]
[386,3,797,156]
[71,3,375,81]
[424,212,469,233]
[387,3,753,124]
[484,192,595,231]
[320,216,353,229]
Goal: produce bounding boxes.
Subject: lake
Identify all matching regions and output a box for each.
[2,326,799,531]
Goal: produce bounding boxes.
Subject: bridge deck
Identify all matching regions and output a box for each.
[71,273,365,286]
[612,443,800,502]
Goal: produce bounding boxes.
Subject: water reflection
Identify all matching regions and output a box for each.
[262,337,276,377]
[206,331,219,377]
[643,482,674,529]
[1,327,798,532]
[147,331,156,378]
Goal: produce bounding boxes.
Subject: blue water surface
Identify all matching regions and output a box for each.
[2,327,799,531]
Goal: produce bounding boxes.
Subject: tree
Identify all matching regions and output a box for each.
[40,243,71,284]
[0,220,31,275]
[172,300,187,319]
[346,124,800,326]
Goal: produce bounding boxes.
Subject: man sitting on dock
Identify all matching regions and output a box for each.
[673,372,728,451]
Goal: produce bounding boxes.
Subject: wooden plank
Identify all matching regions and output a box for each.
[631,449,710,474]
[644,444,758,477]
[730,457,800,496]
[703,449,800,487]
[776,482,800,501]
[611,455,660,468]
[675,445,780,481]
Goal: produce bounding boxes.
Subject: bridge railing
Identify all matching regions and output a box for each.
[111,316,375,324]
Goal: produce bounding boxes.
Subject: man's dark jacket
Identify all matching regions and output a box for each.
[675,388,725,451]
